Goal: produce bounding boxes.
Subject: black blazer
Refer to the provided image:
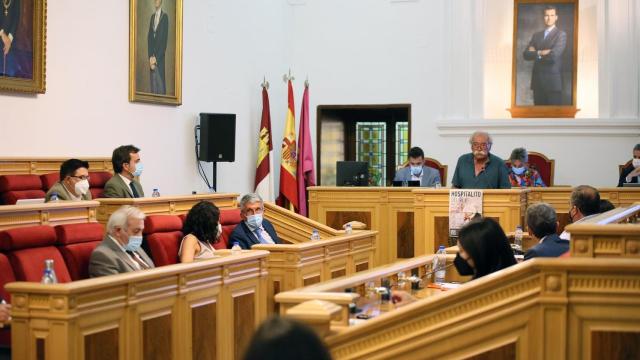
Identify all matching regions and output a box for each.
[228,219,280,249]
[147,10,169,79]
[524,234,569,260]
[523,27,567,92]
[618,164,639,187]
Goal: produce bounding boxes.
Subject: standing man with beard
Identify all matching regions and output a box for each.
[452,131,511,189]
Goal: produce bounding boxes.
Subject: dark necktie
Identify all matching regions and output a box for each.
[126,250,150,269]
[129,182,140,198]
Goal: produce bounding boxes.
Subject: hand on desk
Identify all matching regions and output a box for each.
[391,290,416,307]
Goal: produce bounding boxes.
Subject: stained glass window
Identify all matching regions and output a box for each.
[395,122,409,168]
[356,122,386,186]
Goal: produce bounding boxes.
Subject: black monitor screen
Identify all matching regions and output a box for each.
[336,161,369,186]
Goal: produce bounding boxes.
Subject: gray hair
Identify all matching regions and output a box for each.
[468,131,493,145]
[526,203,557,238]
[510,148,528,163]
[239,193,264,211]
[634,144,640,152]
[106,205,146,234]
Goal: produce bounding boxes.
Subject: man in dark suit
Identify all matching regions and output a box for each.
[148,0,169,94]
[393,147,441,187]
[523,5,567,105]
[229,193,280,250]
[524,203,568,260]
[618,143,640,187]
[0,0,19,76]
[103,145,145,198]
[89,206,155,277]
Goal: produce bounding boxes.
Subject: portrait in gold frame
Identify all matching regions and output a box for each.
[0,0,46,94]
[129,0,182,105]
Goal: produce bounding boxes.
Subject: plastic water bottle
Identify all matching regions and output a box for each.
[231,242,242,254]
[41,259,58,284]
[152,188,161,197]
[514,225,523,252]
[345,223,353,234]
[310,229,321,241]
[434,181,442,189]
[50,192,59,202]
[433,246,447,284]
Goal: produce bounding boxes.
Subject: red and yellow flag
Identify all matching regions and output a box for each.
[254,86,274,201]
[277,80,298,210]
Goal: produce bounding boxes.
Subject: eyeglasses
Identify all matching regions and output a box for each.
[70,175,91,181]
[471,142,490,149]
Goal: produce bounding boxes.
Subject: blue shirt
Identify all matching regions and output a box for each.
[452,153,511,189]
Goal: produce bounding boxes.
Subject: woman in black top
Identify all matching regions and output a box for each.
[618,144,640,187]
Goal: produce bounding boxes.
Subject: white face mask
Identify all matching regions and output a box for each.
[74,179,90,195]
[633,158,640,168]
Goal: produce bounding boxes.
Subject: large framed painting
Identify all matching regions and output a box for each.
[509,0,579,118]
[129,0,182,105]
[0,0,46,93]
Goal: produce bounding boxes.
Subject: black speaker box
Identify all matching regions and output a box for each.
[199,113,236,162]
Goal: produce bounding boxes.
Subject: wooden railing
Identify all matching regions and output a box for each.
[0,201,99,230]
[0,157,112,176]
[6,250,269,360]
[280,257,640,360]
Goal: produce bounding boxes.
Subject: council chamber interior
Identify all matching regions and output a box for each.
[0,0,639,359]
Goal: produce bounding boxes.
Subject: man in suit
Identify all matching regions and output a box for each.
[560,185,601,240]
[45,159,92,202]
[618,143,640,187]
[452,131,511,189]
[103,145,145,198]
[524,203,568,260]
[393,147,441,187]
[523,5,567,105]
[229,193,280,249]
[0,0,19,76]
[148,0,169,94]
[89,205,155,277]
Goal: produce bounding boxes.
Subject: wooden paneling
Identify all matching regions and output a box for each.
[234,293,256,360]
[591,331,640,360]
[0,157,112,176]
[304,275,322,287]
[0,201,99,230]
[331,269,347,279]
[326,211,371,230]
[143,314,172,360]
[85,328,119,360]
[36,338,44,360]
[355,263,369,272]
[396,211,414,258]
[192,302,216,360]
[464,342,516,360]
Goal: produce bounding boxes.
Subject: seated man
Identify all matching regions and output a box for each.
[229,193,280,249]
[618,143,640,187]
[524,203,568,260]
[103,145,145,198]
[89,205,155,277]
[560,185,601,241]
[393,146,441,187]
[45,159,92,202]
[451,131,511,189]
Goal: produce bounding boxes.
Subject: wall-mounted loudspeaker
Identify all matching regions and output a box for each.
[198,113,236,162]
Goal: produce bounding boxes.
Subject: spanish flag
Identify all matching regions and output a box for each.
[277,80,299,210]
[254,86,274,201]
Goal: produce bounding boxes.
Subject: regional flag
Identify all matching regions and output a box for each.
[254,86,274,201]
[277,80,299,210]
[296,82,315,216]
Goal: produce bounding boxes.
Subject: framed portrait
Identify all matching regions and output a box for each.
[129,0,182,105]
[509,0,579,118]
[0,0,46,94]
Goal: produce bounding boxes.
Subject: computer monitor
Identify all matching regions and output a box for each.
[622,183,640,187]
[336,161,369,186]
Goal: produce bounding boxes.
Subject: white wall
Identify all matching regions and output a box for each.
[1,0,638,195]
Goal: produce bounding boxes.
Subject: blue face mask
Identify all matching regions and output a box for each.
[512,166,525,175]
[132,162,144,177]
[410,165,423,176]
[124,235,143,252]
[246,214,263,231]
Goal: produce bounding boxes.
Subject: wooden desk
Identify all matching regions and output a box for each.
[0,201,99,230]
[0,157,112,175]
[528,187,640,233]
[96,193,239,223]
[6,250,269,360]
[414,189,529,255]
[308,187,417,266]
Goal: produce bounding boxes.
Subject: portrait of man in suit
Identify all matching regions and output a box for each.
[514,2,575,107]
[148,0,168,94]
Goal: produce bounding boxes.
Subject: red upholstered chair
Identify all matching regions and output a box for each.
[0,175,46,205]
[527,152,555,186]
[399,158,448,186]
[218,209,242,250]
[55,223,104,280]
[40,173,60,191]
[0,253,14,347]
[143,215,183,266]
[0,225,72,283]
[88,171,113,199]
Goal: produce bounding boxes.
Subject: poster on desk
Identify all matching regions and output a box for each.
[449,190,483,238]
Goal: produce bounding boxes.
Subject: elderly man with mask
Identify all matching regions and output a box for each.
[45,159,92,202]
[228,193,280,249]
[89,205,155,277]
[452,131,511,189]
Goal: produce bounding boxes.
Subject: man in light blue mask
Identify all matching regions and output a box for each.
[393,147,441,187]
[103,145,146,198]
[89,205,155,277]
[228,193,280,249]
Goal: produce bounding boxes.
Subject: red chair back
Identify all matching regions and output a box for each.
[218,209,242,249]
[143,215,183,266]
[400,158,448,186]
[88,171,112,198]
[0,253,16,302]
[40,173,60,191]
[526,152,554,186]
[0,175,46,205]
[55,223,104,280]
[0,225,71,283]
